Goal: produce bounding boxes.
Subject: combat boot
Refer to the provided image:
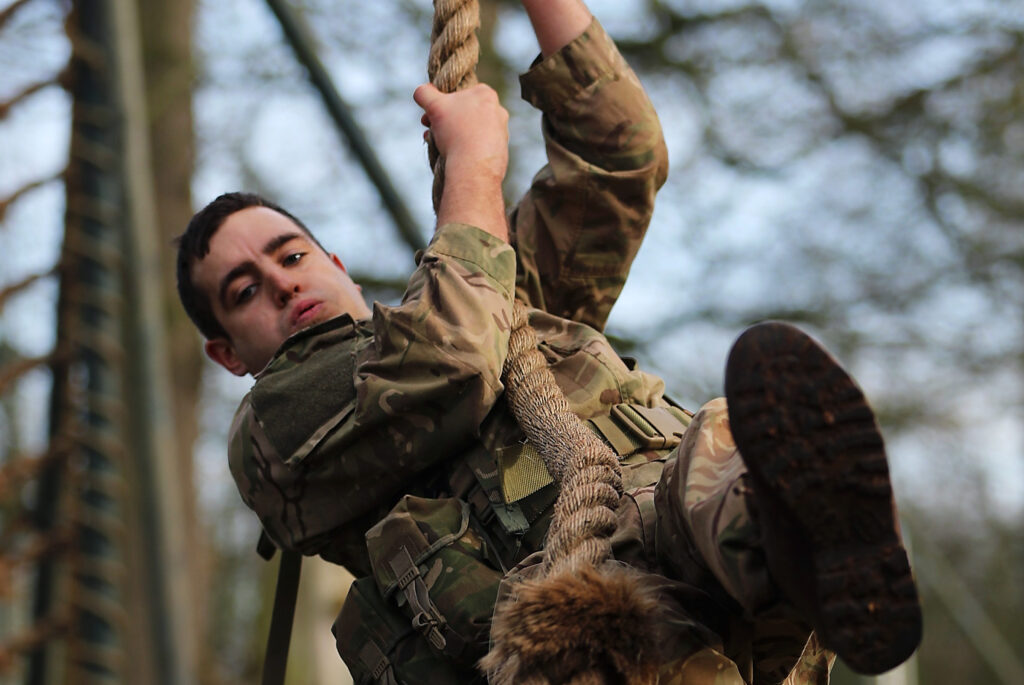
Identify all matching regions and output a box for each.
[723,322,922,675]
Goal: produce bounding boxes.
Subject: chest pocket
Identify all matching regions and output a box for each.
[461,402,693,551]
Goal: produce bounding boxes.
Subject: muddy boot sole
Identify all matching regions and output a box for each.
[724,322,922,675]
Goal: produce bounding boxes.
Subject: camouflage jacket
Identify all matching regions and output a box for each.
[228,18,670,576]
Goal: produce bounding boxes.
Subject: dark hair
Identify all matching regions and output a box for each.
[175,192,327,340]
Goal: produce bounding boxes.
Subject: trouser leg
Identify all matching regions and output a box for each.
[655,397,777,613]
[654,398,815,684]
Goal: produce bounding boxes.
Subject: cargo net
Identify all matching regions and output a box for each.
[1,0,131,680]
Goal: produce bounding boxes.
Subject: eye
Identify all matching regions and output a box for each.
[283,251,305,267]
[235,283,257,304]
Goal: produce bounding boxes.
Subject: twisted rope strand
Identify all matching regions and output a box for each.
[502,301,623,573]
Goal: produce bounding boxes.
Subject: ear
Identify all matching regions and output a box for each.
[205,338,249,376]
[329,253,362,292]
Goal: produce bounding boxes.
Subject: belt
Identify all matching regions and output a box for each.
[497,403,693,505]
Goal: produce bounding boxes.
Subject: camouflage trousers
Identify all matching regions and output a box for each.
[646,397,835,684]
[334,398,835,684]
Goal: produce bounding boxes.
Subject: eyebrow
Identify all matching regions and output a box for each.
[217,231,306,308]
[262,231,303,255]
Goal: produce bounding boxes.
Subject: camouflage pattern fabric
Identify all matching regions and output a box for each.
[333,576,483,685]
[363,496,501,668]
[655,399,833,685]
[226,18,833,685]
[510,20,669,331]
[227,15,669,573]
[781,635,835,685]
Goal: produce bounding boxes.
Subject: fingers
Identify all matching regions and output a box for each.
[413,83,442,112]
[414,84,442,146]
[415,84,510,239]
[413,83,504,125]
[420,111,431,141]
[412,83,509,163]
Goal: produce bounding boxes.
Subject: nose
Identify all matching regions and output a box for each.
[269,270,300,306]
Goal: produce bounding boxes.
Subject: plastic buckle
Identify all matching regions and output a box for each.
[610,404,684,451]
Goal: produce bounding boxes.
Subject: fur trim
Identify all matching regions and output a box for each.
[481,564,659,685]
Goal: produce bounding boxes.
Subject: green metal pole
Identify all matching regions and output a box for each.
[55,0,129,680]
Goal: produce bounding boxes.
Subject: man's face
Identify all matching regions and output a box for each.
[192,206,372,376]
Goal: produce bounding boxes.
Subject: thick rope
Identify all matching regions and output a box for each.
[427,7,656,683]
[503,301,623,573]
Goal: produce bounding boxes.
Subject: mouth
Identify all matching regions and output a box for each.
[290,299,323,330]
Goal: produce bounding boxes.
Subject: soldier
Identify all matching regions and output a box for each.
[175,0,922,682]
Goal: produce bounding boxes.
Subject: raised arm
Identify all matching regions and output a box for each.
[414,82,510,242]
[510,15,669,332]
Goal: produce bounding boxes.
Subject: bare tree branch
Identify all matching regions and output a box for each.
[0,0,35,31]
[0,75,63,122]
[0,266,58,311]
[0,173,65,223]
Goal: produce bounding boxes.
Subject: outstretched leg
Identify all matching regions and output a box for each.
[655,322,922,681]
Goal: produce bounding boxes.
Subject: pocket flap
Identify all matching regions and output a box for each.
[365,496,470,597]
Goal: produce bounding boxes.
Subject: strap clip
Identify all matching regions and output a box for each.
[590,404,691,455]
[388,547,448,652]
[359,642,399,685]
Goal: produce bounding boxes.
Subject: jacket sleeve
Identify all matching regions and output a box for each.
[228,224,516,562]
[509,18,668,332]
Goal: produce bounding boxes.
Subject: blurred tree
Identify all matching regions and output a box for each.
[0,0,205,681]
[603,0,1023,417]
[133,0,213,679]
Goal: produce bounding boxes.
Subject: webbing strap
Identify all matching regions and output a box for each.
[454,404,693,515]
[257,528,277,560]
[261,548,302,685]
[464,447,532,534]
[359,641,399,685]
[588,414,641,455]
[388,546,448,652]
[495,404,692,503]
